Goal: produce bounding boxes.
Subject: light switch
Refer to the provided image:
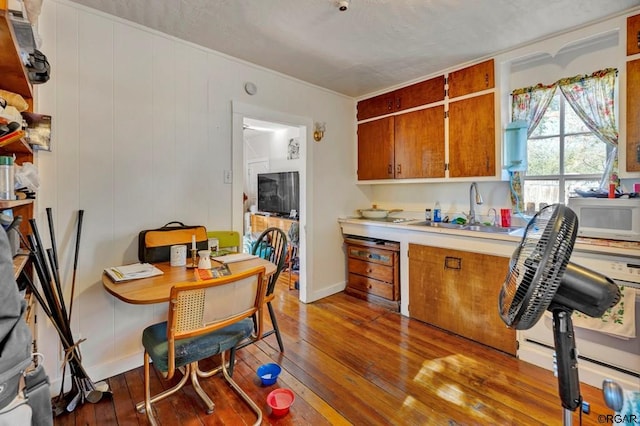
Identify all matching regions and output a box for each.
[223,170,233,184]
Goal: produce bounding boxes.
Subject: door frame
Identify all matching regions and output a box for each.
[231,101,312,303]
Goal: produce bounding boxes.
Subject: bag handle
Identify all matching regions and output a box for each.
[162,221,186,228]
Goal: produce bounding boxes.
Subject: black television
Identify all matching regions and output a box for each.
[257,171,299,216]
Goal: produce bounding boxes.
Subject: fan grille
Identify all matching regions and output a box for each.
[499,204,578,330]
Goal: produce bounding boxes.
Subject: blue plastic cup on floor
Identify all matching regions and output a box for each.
[257,363,281,386]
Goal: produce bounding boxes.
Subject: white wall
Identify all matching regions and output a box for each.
[34,0,365,386]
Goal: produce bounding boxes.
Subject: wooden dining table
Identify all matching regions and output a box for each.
[102,257,276,305]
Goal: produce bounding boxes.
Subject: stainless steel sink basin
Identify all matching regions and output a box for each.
[410,221,522,234]
[412,221,466,229]
[463,224,521,233]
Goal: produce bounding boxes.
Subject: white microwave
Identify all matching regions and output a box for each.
[567,197,640,242]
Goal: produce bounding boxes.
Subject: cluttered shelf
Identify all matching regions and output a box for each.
[0,6,33,99]
[12,250,28,278]
[0,130,33,154]
[0,199,33,209]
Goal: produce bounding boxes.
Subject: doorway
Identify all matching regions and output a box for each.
[231,102,311,303]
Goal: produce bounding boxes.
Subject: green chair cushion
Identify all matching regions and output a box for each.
[142,318,254,373]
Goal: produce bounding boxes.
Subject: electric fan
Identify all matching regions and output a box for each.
[498,204,621,425]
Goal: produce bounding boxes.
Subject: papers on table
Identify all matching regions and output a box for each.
[105,263,164,282]
[212,253,258,264]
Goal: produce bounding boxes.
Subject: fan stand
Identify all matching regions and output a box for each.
[551,307,582,426]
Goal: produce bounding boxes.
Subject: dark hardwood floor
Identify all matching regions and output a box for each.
[55,272,613,425]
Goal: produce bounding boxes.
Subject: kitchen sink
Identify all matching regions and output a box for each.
[412,221,466,229]
[410,221,522,234]
[463,224,521,233]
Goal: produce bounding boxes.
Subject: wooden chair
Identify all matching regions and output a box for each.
[137,266,266,426]
[237,227,287,352]
[206,230,241,255]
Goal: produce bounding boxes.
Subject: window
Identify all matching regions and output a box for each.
[512,68,618,212]
[524,91,613,207]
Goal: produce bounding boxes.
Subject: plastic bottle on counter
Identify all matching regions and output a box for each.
[433,201,442,222]
[425,208,432,221]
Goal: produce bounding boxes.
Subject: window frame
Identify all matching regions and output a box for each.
[523,92,613,204]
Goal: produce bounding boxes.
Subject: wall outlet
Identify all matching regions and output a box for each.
[223,170,233,184]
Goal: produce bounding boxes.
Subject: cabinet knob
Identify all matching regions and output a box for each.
[388,164,393,175]
[387,100,393,110]
[396,98,401,109]
[485,73,489,87]
[396,164,401,175]
[637,31,640,49]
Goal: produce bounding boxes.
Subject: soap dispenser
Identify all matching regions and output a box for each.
[433,201,442,222]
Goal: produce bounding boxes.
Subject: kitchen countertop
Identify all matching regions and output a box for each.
[338,217,640,259]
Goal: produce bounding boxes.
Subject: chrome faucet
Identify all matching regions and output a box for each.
[468,182,484,224]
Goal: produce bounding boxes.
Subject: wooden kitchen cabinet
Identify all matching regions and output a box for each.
[448,93,496,177]
[344,235,400,311]
[627,15,640,172]
[357,117,395,180]
[394,106,445,178]
[356,59,496,181]
[357,107,445,180]
[408,243,516,355]
[627,59,640,172]
[357,75,445,121]
[627,14,640,56]
[447,59,494,98]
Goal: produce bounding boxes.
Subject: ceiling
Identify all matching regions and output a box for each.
[67,0,640,98]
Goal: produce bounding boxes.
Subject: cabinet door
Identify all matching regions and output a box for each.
[448,93,495,177]
[395,75,445,112]
[628,14,640,56]
[394,106,445,178]
[627,59,640,172]
[357,117,395,180]
[448,59,494,98]
[357,92,396,121]
[408,244,516,355]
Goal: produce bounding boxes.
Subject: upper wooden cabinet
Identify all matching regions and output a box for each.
[394,106,445,179]
[357,107,445,180]
[447,59,494,99]
[448,93,496,177]
[357,75,445,121]
[357,117,395,180]
[356,60,496,181]
[627,15,640,173]
[626,59,640,172]
[627,14,640,56]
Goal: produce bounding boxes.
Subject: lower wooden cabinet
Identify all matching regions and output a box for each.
[344,235,400,311]
[408,243,516,355]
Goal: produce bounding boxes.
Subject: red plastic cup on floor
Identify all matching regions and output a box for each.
[500,209,511,227]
